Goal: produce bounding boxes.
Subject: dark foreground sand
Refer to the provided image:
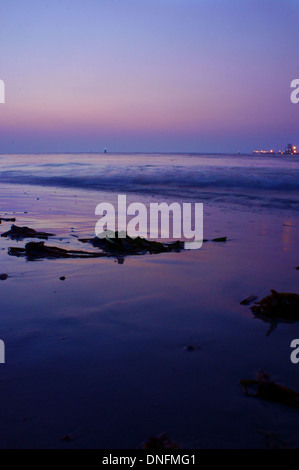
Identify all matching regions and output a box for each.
[0,183,299,449]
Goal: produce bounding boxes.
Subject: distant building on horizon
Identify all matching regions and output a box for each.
[253,144,298,155]
[285,144,297,155]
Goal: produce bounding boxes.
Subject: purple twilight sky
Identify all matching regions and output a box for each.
[0,0,299,153]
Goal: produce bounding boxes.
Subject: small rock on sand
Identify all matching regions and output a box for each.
[0,274,8,281]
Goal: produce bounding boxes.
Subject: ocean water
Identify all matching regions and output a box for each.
[0,154,299,448]
[0,153,299,210]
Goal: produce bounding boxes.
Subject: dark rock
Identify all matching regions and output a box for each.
[8,241,104,260]
[251,290,299,336]
[0,217,16,223]
[240,295,258,306]
[212,237,227,242]
[251,290,299,319]
[240,370,299,409]
[1,224,54,241]
[79,232,184,257]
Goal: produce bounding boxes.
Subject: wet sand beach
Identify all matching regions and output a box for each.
[0,172,299,449]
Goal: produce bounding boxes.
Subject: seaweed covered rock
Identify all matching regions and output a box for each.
[79,232,184,256]
[7,232,185,262]
[1,224,54,240]
[0,217,16,223]
[251,290,299,320]
[8,241,104,260]
[240,370,299,409]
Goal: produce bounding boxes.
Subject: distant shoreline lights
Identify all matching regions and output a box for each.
[253,144,298,156]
